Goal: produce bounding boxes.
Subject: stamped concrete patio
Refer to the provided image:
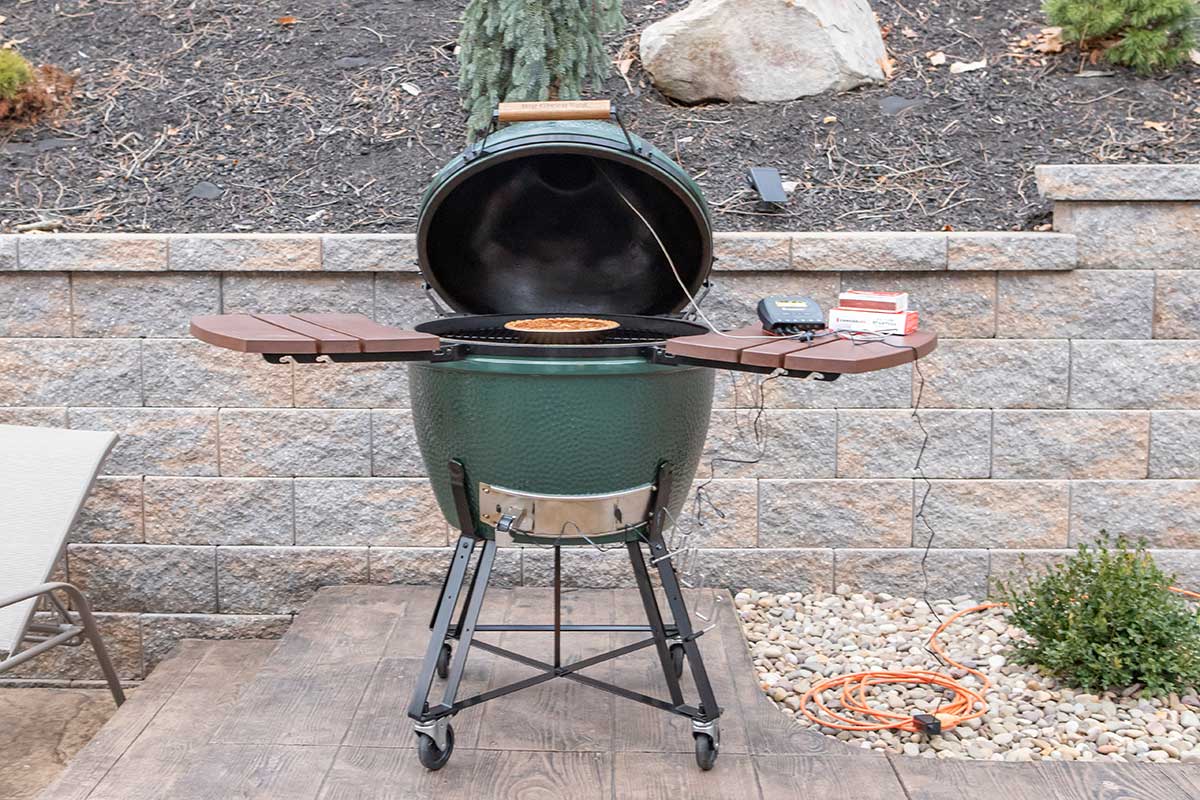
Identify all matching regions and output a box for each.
[35,585,1200,799]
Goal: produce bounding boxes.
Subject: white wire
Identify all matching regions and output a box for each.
[597,161,903,346]
[596,163,820,342]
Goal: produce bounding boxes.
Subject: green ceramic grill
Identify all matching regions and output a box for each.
[409,100,718,546]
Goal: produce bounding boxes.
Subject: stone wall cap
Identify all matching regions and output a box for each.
[0,230,1075,272]
[944,231,1075,240]
[1037,164,1200,201]
[712,231,793,239]
[167,232,324,240]
[789,231,947,240]
[14,232,169,239]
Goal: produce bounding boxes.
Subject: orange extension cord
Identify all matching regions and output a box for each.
[798,586,1200,733]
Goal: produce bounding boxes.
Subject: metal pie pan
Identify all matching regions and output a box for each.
[503,317,621,344]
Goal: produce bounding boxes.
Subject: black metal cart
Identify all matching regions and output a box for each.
[407,460,722,770]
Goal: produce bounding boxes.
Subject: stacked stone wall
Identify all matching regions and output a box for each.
[1,164,1197,684]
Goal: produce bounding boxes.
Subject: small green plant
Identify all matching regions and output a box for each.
[997,536,1200,695]
[0,49,34,101]
[1044,0,1198,72]
[0,51,74,128]
[457,0,624,137]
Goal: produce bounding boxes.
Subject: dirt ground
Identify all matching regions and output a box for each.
[0,688,117,800]
[0,0,1196,233]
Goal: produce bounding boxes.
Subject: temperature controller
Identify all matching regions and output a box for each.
[756,295,825,336]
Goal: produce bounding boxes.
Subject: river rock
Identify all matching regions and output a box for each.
[739,587,1195,763]
[639,0,886,103]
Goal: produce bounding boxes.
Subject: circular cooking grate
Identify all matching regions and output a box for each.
[434,325,667,344]
[415,313,707,354]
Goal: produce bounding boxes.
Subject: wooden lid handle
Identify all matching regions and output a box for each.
[496,100,612,123]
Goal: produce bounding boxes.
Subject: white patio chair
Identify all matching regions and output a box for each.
[0,424,125,705]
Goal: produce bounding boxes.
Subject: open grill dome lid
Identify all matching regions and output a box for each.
[416,102,713,317]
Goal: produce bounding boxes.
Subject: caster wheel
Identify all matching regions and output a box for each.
[693,732,718,771]
[417,725,455,771]
[669,643,685,679]
[436,643,452,680]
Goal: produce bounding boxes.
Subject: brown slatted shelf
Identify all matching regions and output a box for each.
[784,331,937,374]
[297,313,443,352]
[251,314,362,353]
[739,332,842,368]
[665,326,937,374]
[190,313,442,355]
[660,325,779,364]
[193,313,936,376]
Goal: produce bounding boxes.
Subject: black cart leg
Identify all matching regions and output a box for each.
[628,539,686,707]
[408,534,477,721]
[645,465,721,769]
[652,537,722,769]
[553,545,562,669]
[411,460,492,771]
[648,530,720,720]
[408,534,496,771]
[452,541,488,639]
[427,459,476,630]
[428,548,458,631]
[437,538,496,707]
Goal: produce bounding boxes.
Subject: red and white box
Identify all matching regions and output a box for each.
[837,289,909,313]
[827,307,919,335]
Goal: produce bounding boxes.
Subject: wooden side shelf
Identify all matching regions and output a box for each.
[665,326,937,375]
[190,313,442,355]
[192,312,936,377]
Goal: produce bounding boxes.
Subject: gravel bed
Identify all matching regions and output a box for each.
[736,586,1200,763]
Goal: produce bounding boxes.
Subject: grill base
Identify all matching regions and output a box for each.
[406,460,722,772]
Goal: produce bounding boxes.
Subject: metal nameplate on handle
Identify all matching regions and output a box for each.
[478,481,655,540]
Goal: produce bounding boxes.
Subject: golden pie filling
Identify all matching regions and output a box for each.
[504,317,621,333]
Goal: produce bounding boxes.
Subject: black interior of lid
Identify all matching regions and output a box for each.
[421,151,708,315]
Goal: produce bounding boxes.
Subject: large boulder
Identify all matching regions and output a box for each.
[639,0,887,103]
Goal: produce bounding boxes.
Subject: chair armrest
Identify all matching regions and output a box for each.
[0,581,85,610]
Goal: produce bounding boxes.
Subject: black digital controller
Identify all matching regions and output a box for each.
[756,295,825,336]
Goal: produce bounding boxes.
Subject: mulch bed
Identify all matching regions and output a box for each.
[0,0,1196,234]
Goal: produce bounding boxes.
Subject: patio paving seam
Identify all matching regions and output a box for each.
[36,639,278,800]
[315,651,397,800]
[69,642,208,800]
[884,752,917,800]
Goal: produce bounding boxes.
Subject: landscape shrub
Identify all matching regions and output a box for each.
[0,50,75,128]
[997,536,1200,695]
[1044,0,1198,71]
[458,0,624,136]
[0,49,34,100]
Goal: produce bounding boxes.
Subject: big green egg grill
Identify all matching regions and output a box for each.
[188,100,937,774]
[410,99,716,548]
